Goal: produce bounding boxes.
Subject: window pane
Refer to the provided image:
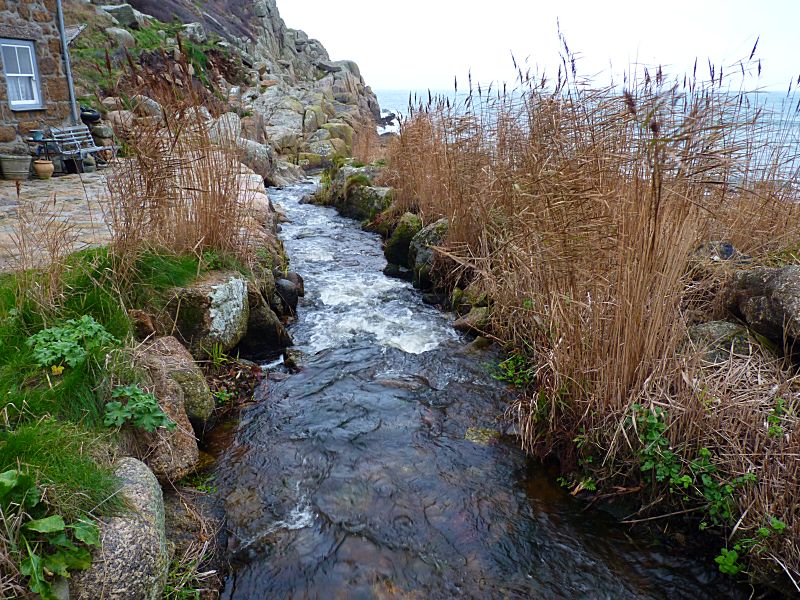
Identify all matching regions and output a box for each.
[2,45,19,75]
[8,75,34,103]
[16,46,33,75]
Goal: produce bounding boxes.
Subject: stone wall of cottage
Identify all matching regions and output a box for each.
[0,0,74,152]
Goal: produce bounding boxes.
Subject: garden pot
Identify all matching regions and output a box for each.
[0,155,32,180]
[33,159,54,180]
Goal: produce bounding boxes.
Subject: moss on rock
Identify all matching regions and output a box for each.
[384,212,422,267]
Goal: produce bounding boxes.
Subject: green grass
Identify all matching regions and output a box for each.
[0,247,210,593]
[0,249,203,425]
[0,419,119,520]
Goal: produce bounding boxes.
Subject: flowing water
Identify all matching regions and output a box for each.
[218,181,751,599]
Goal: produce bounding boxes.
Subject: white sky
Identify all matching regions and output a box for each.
[277,0,799,92]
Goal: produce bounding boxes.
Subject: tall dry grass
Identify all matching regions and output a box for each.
[385,55,800,589]
[104,53,255,282]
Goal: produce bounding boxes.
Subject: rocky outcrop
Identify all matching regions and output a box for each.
[70,458,168,600]
[161,271,250,359]
[409,218,449,289]
[123,0,380,177]
[721,266,800,343]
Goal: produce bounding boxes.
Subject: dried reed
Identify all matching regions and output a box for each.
[103,55,254,282]
[385,55,800,587]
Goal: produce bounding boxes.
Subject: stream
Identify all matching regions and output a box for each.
[217,181,750,599]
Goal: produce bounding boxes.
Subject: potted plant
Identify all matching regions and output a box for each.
[32,158,55,180]
[0,151,32,181]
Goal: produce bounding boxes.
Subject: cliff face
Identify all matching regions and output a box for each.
[110,0,380,172]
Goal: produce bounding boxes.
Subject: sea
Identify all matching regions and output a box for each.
[374,88,800,172]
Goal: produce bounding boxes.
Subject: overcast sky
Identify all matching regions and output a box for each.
[277,0,799,92]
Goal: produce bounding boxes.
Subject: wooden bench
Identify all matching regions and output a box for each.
[49,125,117,170]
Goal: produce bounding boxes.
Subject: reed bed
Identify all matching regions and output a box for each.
[385,57,800,589]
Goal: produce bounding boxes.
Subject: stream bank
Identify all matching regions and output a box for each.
[214,180,753,599]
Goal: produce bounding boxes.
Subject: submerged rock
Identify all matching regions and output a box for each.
[70,458,168,600]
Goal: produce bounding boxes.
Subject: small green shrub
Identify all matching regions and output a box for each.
[492,353,535,388]
[104,385,175,432]
[26,316,118,369]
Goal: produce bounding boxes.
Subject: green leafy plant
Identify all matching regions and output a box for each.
[767,397,786,438]
[492,353,535,388]
[104,385,175,432]
[715,515,788,577]
[26,316,118,369]
[213,389,234,406]
[1,469,100,599]
[714,547,743,575]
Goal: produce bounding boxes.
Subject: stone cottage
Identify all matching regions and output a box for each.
[0,0,76,153]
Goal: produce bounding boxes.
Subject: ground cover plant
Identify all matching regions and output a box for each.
[384,43,800,592]
[0,60,257,593]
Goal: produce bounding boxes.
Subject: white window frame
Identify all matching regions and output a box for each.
[0,38,43,111]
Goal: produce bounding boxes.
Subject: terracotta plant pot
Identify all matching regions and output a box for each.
[0,155,32,180]
[33,159,55,180]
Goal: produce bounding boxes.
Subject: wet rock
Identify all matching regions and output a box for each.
[284,272,305,296]
[721,265,800,343]
[133,344,200,481]
[453,306,489,335]
[161,271,250,360]
[686,321,753,362]
[275,278,300,313]
[145,336,215,423]
[408,218,449,289]
[384,212,422,267]
[283,348,306,372]
[422,293,446,306]
[70,458,168,600]
[269,159,305,187]
[340,185,392,222]
[238,282,293,359]
[383,263,413,281]
[467,336,494,352]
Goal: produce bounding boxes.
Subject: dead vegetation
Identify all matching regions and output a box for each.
[384,46,800,590]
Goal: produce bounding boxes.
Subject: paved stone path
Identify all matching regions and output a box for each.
[0,171,111,272]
